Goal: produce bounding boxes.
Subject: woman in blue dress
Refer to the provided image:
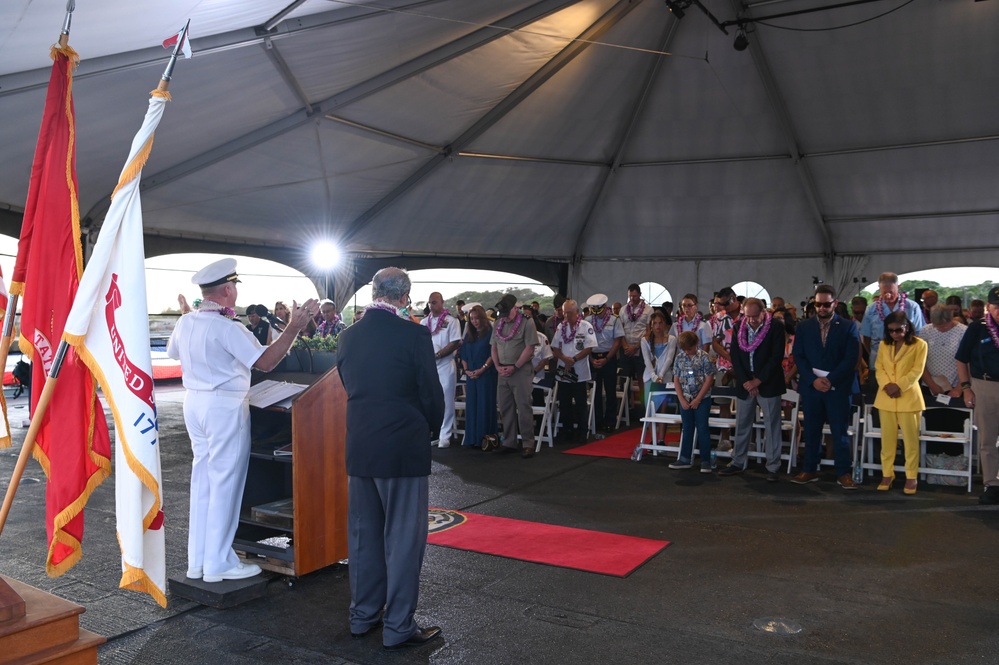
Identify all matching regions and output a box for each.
[458,305,498,447]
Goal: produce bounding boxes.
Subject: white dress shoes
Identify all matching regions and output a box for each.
[186,568,203,580]
[202,562,262,583]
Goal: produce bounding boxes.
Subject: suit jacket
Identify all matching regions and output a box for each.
[336,308,445,478]
[731,316,786,399]
[792,314,860,396]
[873,337,928,413]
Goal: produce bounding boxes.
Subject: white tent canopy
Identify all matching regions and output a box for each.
[1,0,997,305]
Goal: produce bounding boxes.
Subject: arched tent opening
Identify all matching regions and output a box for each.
[145,253,318,322]
[638,281,671,308]
[732,281,771,307]
[347,268,556,322]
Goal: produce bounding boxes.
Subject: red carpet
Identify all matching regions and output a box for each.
[564,429,679,459]
[427,509,669,577]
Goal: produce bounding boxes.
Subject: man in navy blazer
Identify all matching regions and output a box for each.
[719,297,787,479]
[791,284,861,489]
[336,267,445,650]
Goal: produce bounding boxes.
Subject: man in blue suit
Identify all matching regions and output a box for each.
[336,267,445,650]
[791,284,861,489]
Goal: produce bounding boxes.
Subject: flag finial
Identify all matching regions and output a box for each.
[58,0,76,48]
[158,19,191,90]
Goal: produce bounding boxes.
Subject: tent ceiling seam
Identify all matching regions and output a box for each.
[341,0,644,245]
[570,16,679,261]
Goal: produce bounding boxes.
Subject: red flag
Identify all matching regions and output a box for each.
[11,44,111,576]
[0,265,10,449]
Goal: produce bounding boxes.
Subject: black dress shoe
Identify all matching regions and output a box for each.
[980,486,999,505]
[351,619,383,639]
[521,447,535,459]
[766,471,779,483]
[717,464,745,476]
[384,626,442,650]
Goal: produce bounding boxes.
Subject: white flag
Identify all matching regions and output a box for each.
[63,92,168,607]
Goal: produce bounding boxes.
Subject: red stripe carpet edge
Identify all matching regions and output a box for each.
[564,429,679,459]
[427,509,669,577]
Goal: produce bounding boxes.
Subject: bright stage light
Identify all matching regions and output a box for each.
[310,241,340,270]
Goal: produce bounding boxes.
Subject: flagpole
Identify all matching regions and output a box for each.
[0,345,71,538]
[156,19,190,95]
[0,0,79,542]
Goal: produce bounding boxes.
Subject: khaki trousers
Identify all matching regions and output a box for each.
[497,364,535,450]
[972,378,999,487]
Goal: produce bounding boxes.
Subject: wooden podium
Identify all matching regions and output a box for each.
[0,576,104,664]
[234,366,348,577]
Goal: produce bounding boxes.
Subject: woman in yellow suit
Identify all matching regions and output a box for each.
[875,311,928,494]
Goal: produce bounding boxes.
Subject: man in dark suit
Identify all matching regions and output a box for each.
[718,297,787,480]
[335,267,445,650]
[791,285,861,489]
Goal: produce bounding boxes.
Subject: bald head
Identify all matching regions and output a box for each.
[428,292,444,315]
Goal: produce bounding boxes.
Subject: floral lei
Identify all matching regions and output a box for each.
[560,318,581,345]
[590,308,612,333]
[678,312,703,333]
[986,312,999,350]
[877,292,907,321]
[365,301,407,318]
[625,299,646,322]
[495,310,524,342]
[738,311,772,353]
[316,315,341,337]
[196,299,237,320]
[426,309,450,334]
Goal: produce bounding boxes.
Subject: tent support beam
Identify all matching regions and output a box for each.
[732,0,834,258]
[570,17,679,262]
[262,37,312,110]
[341,0,643,244]
[79,0,581,227]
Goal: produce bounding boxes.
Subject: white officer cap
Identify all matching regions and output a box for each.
[192,258,240,288]
[586,293,609,308]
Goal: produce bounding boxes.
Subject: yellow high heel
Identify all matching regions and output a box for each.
[903,479,917,495]
[877,475,894,491]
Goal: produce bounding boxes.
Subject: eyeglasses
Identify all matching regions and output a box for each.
[887,327,906,334]
[814,301,835,308]
[682,303,697,309]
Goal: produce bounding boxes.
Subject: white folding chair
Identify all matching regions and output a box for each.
[533,382,559,453]
[615,373,632,429]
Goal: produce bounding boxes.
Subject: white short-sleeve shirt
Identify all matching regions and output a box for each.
[423,313,462,369]
[167,311,265,393]
[552,319,598,383]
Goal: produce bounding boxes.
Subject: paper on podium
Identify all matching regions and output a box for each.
[248,380,309,408]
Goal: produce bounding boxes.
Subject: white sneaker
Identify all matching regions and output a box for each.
[186,567,203,580]
[437,438,451,449]
[202,562,262,583]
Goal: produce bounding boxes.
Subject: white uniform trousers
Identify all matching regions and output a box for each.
[436,359,456,440]
[184,389,251,576]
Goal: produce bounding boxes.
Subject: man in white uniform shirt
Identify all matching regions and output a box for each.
[168,258,318,583]
[423,292,462,447]
[586,293,625,433]
[620,283,652,413]
[551,300,598,443]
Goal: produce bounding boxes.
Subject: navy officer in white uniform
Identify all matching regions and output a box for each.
[168,258,318,583]
[423,291,462,447]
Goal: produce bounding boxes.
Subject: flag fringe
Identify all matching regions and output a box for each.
[69,340,164,528]
[110,134,155,201]
[0,389,10,449]
[150,89,172,101]
[49,44,80,70]
[61,55,84,280]
[120,560,168,608]
[44,455,111,577]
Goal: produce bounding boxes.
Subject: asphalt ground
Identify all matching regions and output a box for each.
[2,383,998,665]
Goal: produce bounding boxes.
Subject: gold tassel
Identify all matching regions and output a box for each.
[110,134,155,200]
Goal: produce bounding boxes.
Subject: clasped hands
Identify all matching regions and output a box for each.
[742,377,761,397]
